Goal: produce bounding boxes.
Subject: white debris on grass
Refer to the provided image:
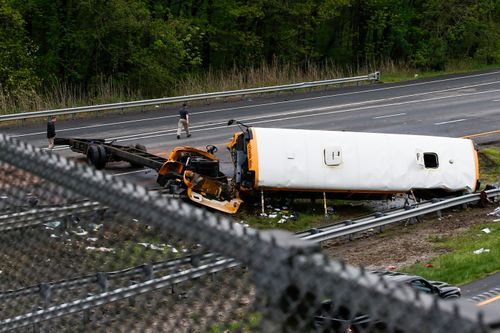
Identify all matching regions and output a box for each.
[86,246,114,253]
[167,244,178,253]
[44,221,61,228]
[88,223,103,232]
[138,243,166,251]
[238,220,250,227]
[473,248,491,254]
[488,207,500,217]
[481,228,492,234]
[72,229,88,237]
[87,237,98,242]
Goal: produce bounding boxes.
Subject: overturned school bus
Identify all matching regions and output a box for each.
[57,121,480,214]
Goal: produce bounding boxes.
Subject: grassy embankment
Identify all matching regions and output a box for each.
[402,146,500,285]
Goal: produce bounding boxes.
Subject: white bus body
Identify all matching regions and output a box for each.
[234,127,479,195]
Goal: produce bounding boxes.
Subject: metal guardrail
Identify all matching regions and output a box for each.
[303,188,500,242]
[0,72,380,122]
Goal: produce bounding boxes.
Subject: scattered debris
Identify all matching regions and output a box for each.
[167,244,179,253]
[425,263,433,268]
[473,248,491,255]
[86,246,114,253]
[72,228,88,237]
[386,265,396,270]
[87,223,103,232]
[488,207,500,217]
[44,221,62,229]
[138,243,166,251]
[87,237,98,242]
[481,228,492,234]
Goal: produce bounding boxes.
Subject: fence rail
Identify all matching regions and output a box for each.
[0,72,380,122]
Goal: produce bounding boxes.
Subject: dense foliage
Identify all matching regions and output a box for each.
[1,0,499,102]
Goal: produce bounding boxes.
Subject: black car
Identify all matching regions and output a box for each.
[371,270,461,299]
[314,271,461,332]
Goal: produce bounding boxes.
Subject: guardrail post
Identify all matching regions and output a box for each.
[39,283,51,309]
[143,263,154,280]
[431,199,442,218]
[129,281,137,307]
[32,306,43,333]
[83,293,93,324]
[97,272,108,293]
[374,212,385,232]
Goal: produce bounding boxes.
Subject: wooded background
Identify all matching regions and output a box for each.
[1,0,499,107]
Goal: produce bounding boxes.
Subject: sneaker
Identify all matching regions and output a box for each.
[177,135,180,139]
[187,134,191,138]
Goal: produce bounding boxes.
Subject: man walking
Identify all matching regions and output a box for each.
[177,102,191,139]
[46,116,56,150]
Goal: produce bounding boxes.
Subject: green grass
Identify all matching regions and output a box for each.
[206,312,261,332]
[401,222,500,285]
[479,146,500,186]
[379,60,500,83]
[399,146,499,285]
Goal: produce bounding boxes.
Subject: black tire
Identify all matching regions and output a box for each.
[87,145,107,170]
[95,144,107,169]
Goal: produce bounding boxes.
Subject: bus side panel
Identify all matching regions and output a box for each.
[250,128,477,194]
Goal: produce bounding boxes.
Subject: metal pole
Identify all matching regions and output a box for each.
[261,189,265,216]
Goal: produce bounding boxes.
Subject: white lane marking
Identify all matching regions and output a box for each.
[373,113,406,119]
[9,73,500,138]
[493,99,500,102]
[434,119,467,125]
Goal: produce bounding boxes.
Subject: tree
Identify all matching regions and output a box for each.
[0,0,38,105]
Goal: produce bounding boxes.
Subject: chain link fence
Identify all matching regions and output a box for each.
[0,133,497,332]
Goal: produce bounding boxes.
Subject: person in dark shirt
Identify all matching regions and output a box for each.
[177,103,191,139]
[46,116,56,150]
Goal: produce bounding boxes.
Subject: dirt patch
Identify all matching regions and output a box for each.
[322,204,498,270]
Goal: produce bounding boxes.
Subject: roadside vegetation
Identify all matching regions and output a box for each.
[402,222,499,285]
[402,146,500,285]
[478,145,500,186]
